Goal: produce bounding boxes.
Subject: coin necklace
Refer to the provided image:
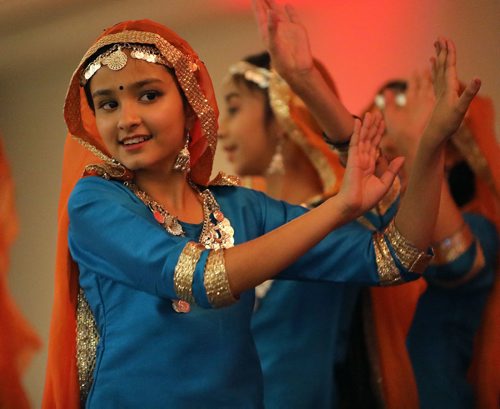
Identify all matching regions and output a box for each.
[124,180,235,312]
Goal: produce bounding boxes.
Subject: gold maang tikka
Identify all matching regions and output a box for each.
[81,43,169,85]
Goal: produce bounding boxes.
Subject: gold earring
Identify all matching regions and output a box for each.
[266,139,285,176]
[173,132,191,172]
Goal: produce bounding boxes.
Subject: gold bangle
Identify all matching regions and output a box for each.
[204,249,237,308]
[432,223,474,265]
[430,241,485,288]
[384,220,433,274]
[373,231,403,286]
[173,241,204,304]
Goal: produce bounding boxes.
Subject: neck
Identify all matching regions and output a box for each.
[265,142,323,205]
[134,169,203,223]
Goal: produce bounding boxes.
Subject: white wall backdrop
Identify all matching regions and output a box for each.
[0,0,498,406]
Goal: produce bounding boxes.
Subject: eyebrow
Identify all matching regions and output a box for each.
[225,92,240,102]
[91,78,165,99]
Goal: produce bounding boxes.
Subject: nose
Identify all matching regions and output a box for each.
[217,118,227,140]
[118,101,141,131]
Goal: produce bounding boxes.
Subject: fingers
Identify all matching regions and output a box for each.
[252,0,269,40]
[349,118,362,148]
[445,38,456,69]
[379,156,405,187]
[285,4,301,23]
[457,78,481,114]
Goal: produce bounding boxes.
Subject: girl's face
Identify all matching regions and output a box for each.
[218,79,278,176]
[89,54,187,175]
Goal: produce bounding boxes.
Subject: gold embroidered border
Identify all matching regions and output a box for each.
[208,171,241,187]
[173,241,204,304]
[76,288,99,405]
[432,223,474,265]
[373,232,403,286]
[384,220,433,274]
[204,249,237,308]
[430,241,485,288]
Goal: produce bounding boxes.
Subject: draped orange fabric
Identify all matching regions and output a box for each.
[42,20,219,408]
[462,96,500,409]
[371,94,500,409]
[369,281,427,409]
[0,137,41,409]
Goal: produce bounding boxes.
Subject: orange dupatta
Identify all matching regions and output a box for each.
[0,137,41,409]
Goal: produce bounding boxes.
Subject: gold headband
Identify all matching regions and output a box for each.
[81,43,170,86]
[228,61,273,89]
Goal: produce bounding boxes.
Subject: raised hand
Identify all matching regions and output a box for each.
[336,112,404,218]
[382,71,436,159]
[252,0,314,82]
[426,37,481,146]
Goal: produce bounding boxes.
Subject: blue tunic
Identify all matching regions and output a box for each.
[68,177,417,409]
[407,213,498,409]
[251,204,398,409]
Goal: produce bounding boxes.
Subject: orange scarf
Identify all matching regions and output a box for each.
[42,19,219,408]
[0,137,41,409]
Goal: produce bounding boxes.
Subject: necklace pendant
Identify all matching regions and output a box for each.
[153,210,165,224]
[172,300,191,313]
[213,210,225,222]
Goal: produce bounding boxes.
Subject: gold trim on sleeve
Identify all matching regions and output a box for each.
[384,220,433,274]
[430,241,486,288]
[373,232,403,286]
[173,241,204,304]
[204,249,237,308]
[432,223,474,265]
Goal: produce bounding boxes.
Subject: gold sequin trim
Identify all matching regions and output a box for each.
[384,220,433,274]
[204,249,237,308]
[452,125,499,202]
[268,73,338,194]
[173,241,204,304]
[432,223,474,265]
[430,241,485,288]
[76,288,99,404]
[209,171,241,187]
[373,232,403,286]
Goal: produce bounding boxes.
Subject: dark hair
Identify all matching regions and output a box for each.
[448,160,476,207]
[377,80,408,94]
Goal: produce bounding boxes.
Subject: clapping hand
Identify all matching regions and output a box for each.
[336,112,404,218]
[426,37,480,147]
[252,0,314,83]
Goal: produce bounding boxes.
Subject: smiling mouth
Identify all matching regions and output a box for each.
[120,135,152,146]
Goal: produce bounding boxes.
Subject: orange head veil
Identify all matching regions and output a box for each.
[43,19,219,408]
[227,52,344,200]
[0,137,41,409]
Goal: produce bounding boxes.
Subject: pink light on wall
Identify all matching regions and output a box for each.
[299,0,440,114]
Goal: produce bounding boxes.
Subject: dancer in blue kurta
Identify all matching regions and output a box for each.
[43,15,480,409]
[368,76,499,409]
[220,50,402,409]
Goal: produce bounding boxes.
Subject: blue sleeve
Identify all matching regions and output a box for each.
[423,213,498,291]
[68,177,210,305]
[250,189,421,285]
